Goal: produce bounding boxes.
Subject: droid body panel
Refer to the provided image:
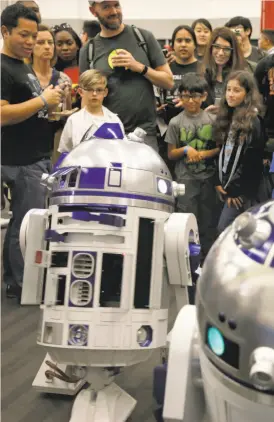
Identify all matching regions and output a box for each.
[21,130,200,421]
[163,200,274,422]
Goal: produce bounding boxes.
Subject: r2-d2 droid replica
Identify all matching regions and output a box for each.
[163,200,274,422]
[20,124,200,422]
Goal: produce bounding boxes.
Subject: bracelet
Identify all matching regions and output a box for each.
[40,94,49,109]
[140,65,148,76]
[184,146,189,155]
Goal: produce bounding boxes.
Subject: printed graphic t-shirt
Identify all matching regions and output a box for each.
[165,109,216,180]
[1,54,53,165]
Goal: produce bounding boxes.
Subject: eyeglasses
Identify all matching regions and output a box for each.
[180,93,204,102]
[51,23,72,33]
[81,88,106,94]
[212,44,233,55]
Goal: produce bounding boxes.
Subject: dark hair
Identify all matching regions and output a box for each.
[1,3,39,32]
[179,72,208,94]
[202,27,245,82]
[192,18,212,33]
[261,29,274,46]
[83,20,101,39]
[52,23,82,51]
[213,71,263,145]
[225,16,253,38]
[171,25,197,48]
[52,23,82,67]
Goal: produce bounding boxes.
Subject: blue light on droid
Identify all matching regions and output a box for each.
[207,327,225,356]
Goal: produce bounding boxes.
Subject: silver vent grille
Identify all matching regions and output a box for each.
[72,253,94,278]
[70,280,92,306]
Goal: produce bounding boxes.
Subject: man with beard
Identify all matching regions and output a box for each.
[80,0,173,151]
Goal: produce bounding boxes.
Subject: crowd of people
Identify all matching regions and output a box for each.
[1,0,274,302]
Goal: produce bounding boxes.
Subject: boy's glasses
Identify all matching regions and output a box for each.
[180,93,204,102]
[212,44,233,55]
[82,88,105,94]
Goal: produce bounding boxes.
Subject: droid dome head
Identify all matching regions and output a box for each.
[47,124,176,213]
[196,200,274,394]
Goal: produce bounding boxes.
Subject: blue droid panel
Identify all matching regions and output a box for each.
[206,324,240,369]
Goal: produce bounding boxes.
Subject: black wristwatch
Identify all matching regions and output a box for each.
[140,65,148,76]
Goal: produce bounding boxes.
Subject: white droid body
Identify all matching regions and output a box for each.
[20,126,200,422]
[163,200,274,422]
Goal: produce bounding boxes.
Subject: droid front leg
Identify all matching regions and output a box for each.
[32,353,86,395]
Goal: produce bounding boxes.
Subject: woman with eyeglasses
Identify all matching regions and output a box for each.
[202,27,246,113]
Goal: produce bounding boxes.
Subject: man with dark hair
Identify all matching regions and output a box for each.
[16,0,41,23]
[80,20,101,45]
[1,3,63,301]
[259,29,274,55]
[225,16,265,62]
[80,0,173,151]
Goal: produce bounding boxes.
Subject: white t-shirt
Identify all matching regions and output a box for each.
[58,106,125,153]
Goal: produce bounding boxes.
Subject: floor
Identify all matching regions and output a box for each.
[1,219,175,422]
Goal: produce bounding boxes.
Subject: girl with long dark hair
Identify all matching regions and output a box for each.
[214,70,266,232]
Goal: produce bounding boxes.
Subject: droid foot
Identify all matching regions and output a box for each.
[70,383,136,422]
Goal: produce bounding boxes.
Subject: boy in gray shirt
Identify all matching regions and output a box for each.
[165,73,220,259]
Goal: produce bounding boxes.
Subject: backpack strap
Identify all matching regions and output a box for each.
[131,25,151,66]
[87,39,95,69]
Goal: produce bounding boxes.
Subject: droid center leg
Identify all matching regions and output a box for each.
[70,367,136,422]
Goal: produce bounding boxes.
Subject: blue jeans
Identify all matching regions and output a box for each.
[1,159,51,287]
[217,198,251,234]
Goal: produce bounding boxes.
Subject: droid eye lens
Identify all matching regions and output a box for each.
[207,327,225,356]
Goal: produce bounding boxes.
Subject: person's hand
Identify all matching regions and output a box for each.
[166,51,176,65]
[205,105,219,114]
[51,108,79,118]
[43,85,64,108]
[173,97,184,108]
[111,49,142,73]
[227,196,244,210]
[157,104,167,113]
[198,151,207,160]
[216,185,227,202]
[186,146,201,163]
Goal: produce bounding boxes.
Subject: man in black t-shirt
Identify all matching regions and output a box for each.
[80,0,173,151]
[1,4,63,300]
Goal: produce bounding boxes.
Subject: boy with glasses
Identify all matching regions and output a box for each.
[165,73,220,260]
[58,69,125,152]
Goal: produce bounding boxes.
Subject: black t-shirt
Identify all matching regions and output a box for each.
[1,54,54,165]
[254,54,274,138]
[92,25,166,136]
[164,60,199,122]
